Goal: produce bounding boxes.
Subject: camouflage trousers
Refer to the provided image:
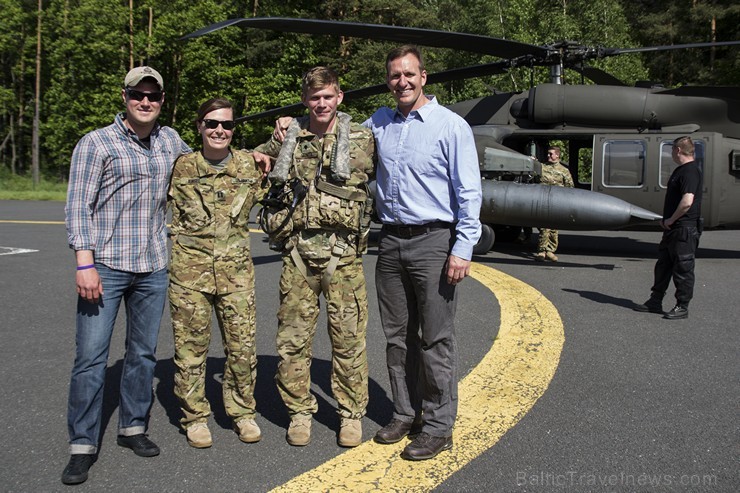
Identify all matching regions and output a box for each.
[276,255,368,419]
[537,228,560,253]
[169,281,258,429]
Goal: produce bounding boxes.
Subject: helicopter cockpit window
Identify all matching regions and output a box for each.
[659,139,705,188]
[601,140,646,188]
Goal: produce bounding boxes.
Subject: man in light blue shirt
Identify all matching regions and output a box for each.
[368,45,482,461]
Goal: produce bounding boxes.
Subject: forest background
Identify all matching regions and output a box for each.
[1,0,739,192]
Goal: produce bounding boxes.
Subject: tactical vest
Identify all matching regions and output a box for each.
[261,114,373,254]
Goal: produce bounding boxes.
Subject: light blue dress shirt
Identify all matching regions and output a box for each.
[364,96,482,260]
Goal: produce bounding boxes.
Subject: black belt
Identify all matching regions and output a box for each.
[382,221,453,238]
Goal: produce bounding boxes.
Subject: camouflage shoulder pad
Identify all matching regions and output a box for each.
[172,151,200,177]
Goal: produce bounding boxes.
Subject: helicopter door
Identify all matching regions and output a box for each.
[593,134,662,216]
[594,134,712,223]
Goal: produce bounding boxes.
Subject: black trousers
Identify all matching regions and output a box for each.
[651,225,700,306]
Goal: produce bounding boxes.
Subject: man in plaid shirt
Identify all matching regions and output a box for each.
[62,66,191,485]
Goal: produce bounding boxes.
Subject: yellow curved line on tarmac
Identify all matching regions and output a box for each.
[271,262,565,493]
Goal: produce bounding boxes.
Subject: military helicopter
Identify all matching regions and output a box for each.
[183,18,740,253]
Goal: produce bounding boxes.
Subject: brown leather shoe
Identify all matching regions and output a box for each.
[374,418,422,444]
[401,432,453,461]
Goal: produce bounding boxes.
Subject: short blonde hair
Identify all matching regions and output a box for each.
[301,67,340,99]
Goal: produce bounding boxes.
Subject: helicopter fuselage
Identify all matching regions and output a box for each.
[451,83,740,229]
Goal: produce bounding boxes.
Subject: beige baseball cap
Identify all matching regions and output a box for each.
[124,66,164,90]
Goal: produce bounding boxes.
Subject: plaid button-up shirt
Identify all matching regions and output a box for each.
[66,112,191,273]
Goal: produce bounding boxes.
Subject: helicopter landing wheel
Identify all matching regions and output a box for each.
[473,224,495,255]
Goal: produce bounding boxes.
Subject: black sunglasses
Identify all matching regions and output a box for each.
[202,119,236,130]
[125,88,163,102]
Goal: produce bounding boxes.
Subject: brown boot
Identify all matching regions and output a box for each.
[186,422,212,449]
[235,417,261,443]
[286,413,312,446]
[545,251,558,262]
[338,418,362,447]
[534,252,546,262]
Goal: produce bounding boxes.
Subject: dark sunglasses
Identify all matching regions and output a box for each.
[202,119,236,130]
[125,88,163,102]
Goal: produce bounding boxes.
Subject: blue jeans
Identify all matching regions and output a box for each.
[67,265,168,455]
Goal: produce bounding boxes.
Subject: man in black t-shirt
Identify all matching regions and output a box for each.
[635,136,703,320]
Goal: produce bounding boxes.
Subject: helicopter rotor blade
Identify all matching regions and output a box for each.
[235,103,306,124]
[181,18,253,39]
[598,40,740,57]
[182,17,546,59]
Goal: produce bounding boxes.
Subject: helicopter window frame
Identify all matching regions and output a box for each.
[659,139,705,188]
[601,139,647,189]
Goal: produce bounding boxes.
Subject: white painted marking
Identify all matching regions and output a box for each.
[0,247,39,256]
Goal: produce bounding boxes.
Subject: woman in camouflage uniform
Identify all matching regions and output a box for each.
[168,98,268,448]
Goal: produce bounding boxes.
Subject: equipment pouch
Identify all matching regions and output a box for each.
[305,179,366,232]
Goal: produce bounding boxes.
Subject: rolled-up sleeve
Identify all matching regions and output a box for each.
[65,134,104,251]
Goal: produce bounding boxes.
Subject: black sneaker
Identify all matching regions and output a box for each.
[61,454,95,485]
[116,434,160,457]
[663,305,688,320]
[634,299,663,314]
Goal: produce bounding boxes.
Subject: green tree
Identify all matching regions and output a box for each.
[624,0,740,85]
[1,0,737,182]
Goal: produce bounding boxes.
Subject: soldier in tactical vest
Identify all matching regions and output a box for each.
[253,67,375,448]
[168,98,269,448]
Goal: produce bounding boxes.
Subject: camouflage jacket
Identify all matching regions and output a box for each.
[168,149,268,294]
[255,118,375,263]
[539,161,574,188]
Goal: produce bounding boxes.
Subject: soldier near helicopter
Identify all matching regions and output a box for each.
[533,145,574,261]
[254,66,375,448]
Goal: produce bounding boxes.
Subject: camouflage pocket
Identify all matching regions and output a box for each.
[305,181,364,232]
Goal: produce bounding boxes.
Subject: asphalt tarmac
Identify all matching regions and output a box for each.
[1,200,737,492]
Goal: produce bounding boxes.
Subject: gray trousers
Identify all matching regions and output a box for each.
[375,227,458,437]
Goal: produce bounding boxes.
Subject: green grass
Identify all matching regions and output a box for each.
[0,170,67,201]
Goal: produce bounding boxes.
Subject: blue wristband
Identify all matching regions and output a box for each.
[76,264,96,271]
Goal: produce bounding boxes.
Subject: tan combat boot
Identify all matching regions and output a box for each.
[545,251,558,262]
[235,417,261,443]
[287,413,312,446]
[338,418,362,447]
[534,252,546,262]
[186,422,212,449]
